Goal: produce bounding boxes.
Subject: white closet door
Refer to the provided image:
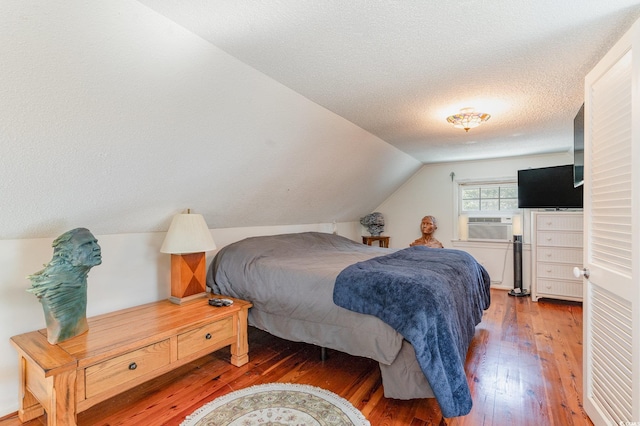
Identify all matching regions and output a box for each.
[583,18,640,425]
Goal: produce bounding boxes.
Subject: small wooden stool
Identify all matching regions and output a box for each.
[362,235,390,248]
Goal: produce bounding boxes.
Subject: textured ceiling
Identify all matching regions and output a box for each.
[138,0,640,163]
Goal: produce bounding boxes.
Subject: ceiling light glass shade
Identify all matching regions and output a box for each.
[160,212,217,254]
[446,107,491,132]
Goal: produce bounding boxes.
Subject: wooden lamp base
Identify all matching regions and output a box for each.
[169,252,207,304]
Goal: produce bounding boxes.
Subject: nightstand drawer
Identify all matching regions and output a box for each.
[178,316,234,359]
[84,339,171,399]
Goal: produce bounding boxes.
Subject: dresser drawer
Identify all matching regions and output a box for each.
[84,339,171,399]
[536,214,583,231]
[178,316,234,360]
[536,231,583,248]
[537,262,583,281]
[536,279,583,299]
[536,247,582,264]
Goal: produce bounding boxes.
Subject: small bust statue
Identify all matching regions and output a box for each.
[28,228,102,344]
[409,215,444,248]
[360,212,385,236]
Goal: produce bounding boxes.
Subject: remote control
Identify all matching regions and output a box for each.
[208,298,234,307]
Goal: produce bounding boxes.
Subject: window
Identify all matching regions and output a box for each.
[460,182,518,215]
[455,179,520,242]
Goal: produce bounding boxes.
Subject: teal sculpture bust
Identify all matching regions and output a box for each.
[28,228,102,344]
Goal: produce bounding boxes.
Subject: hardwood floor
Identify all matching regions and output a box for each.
[1,288,592,426]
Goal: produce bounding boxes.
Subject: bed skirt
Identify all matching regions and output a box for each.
[379,340,435,399]
[248,308,434,399]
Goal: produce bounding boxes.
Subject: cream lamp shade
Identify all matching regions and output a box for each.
[161,211,216,304]
[160,213,216,254]
[458,214,469,241]
[512,214,523,236]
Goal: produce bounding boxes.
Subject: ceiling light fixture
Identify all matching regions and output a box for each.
[446,107,491,132]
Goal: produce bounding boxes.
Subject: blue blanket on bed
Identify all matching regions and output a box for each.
[332,246,490,418]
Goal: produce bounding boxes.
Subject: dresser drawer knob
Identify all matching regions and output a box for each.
[205,333,212,340]
[129,362,137,370]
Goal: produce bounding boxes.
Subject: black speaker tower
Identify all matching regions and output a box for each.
[508,235,529,297]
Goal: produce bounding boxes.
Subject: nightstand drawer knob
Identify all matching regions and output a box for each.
[129,362,137,370]
[205,333,212,340]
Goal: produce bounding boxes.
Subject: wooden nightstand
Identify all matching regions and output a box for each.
[10,296,251,426]
[362,235,390,248]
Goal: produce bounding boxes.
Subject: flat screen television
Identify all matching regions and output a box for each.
[573,103,584,187]
[518,164,583,209]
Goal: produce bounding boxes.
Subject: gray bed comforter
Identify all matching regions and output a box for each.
[207,232,490,417]
[333,246,491,417]
[208,232,404,364]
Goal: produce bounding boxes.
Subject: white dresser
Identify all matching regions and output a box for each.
[531,211,583,302]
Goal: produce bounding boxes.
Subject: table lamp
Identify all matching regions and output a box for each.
[161,210,217,304]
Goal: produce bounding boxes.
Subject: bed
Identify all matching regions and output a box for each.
[207,232,490,417]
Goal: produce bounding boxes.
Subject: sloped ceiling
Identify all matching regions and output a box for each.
[138,0,640,163]
[0,1,420,239]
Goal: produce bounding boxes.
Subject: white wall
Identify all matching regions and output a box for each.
[375,152,576,290]
[0,222,359,416]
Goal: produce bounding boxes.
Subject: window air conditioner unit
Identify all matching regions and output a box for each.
[467,217,512,241]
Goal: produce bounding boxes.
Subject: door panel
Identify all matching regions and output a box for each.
[583,19,639,425]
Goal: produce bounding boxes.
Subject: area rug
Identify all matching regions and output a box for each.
[180,383,370,426]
